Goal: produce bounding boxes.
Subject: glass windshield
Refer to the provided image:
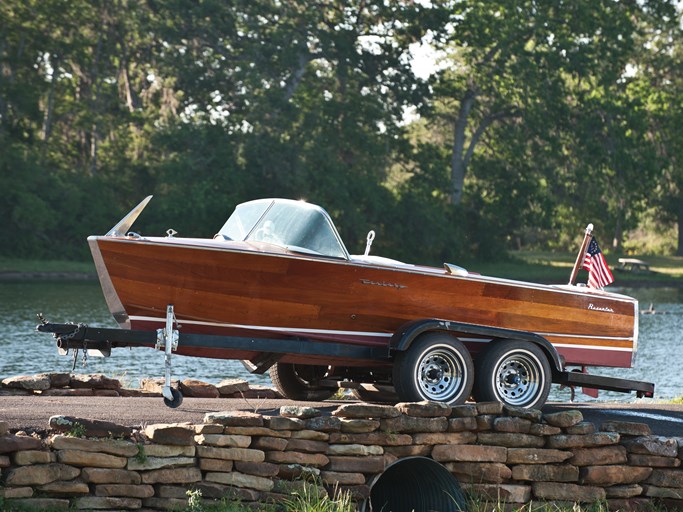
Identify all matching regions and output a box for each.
[217,199,349,259]
[218,201,269,240]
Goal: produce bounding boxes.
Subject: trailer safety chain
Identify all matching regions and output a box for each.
[59,323,87,371]
[71,349,79,371]
[70,346,89,371]
[61,323,85,341]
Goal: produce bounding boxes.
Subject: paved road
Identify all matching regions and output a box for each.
[2,396,682,437]
[0,396,339,434]
[543,402,683,438]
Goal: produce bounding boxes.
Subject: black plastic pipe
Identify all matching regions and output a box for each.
[365,456,467,512]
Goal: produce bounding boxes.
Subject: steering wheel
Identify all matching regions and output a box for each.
[253,227,282,244]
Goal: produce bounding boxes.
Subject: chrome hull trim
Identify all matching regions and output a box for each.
[128,315,635,354]
[88,237,130,329]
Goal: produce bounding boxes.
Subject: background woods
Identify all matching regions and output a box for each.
[1,0,681,263]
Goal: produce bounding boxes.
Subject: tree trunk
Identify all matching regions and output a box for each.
[612,215,623,253]
[121,62,138,113]
[450,89,475,205]
[42,54,60,145]
[90,125,98,176]
[678,199,683,257]
[0,40,7,126]
[87,10,106,177]
[284,52,313,102]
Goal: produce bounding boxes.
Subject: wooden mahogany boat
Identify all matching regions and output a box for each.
[78,196,652,408]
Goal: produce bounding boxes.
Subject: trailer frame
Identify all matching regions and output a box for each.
[37,304,655,408]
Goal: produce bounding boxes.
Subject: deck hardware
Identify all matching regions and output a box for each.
[364,230,375,256]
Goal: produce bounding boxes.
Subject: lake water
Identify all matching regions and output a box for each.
[1,280,681,402]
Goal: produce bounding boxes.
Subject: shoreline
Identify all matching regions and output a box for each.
[0,271,97,281]
[2,270,682,288]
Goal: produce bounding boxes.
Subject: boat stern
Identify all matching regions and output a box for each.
[631,297,639,367]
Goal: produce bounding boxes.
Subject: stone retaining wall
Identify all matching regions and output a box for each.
[1,401,682,511]
[0,373,279,399]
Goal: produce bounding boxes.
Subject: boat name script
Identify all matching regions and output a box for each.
[588,303,614,313]
[360,279,407,289]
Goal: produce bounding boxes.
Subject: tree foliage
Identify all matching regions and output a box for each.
[0,0,680,263]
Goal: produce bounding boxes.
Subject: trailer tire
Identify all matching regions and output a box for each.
[393,333,474,405]
[474,340,551,408]
[269,363,336,401]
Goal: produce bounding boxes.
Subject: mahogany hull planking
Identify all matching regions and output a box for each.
[89,236,637,369]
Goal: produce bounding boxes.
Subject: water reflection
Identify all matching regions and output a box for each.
[550,286,683,403]
[0,280,270,389]
[1,281,681,401]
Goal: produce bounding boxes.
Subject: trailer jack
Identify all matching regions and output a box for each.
[155,305,183,408]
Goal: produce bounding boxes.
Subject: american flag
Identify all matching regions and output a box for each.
[582,236,614,289]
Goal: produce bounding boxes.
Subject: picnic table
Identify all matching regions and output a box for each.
[616,258,652,274]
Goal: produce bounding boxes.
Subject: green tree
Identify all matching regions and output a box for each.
[414,0,675,253]
[633,8,683,255]
[141,1,445,253]
[1,0,679,262]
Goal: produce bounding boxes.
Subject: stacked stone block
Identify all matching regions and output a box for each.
[1,402,682,511]
[0,372,280,399]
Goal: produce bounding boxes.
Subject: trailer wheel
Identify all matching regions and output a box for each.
[269,363,336,401]
[393,333,474,405]
[474,340,551,408]
[163,387,183,408]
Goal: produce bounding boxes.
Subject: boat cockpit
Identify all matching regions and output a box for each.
[215,198,463,274]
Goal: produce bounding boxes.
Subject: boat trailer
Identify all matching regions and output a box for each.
[37,305,655,408]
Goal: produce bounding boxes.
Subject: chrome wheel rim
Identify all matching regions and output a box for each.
[416,345,467,402]
[494,351,543,407]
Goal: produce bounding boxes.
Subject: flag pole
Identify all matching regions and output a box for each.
[568,223,593,285]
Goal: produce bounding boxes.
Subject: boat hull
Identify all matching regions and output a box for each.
[89,236,638,369]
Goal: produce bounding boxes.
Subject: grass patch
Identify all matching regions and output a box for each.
[281,479,355,512]
[468,501,648,511]
[0,257,95,274]
[65,422,87,438]
[467,251,683,284]
[2,251,682,285]
[173,496,672,512]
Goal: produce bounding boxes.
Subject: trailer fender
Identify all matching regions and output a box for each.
[390,319,564,373]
